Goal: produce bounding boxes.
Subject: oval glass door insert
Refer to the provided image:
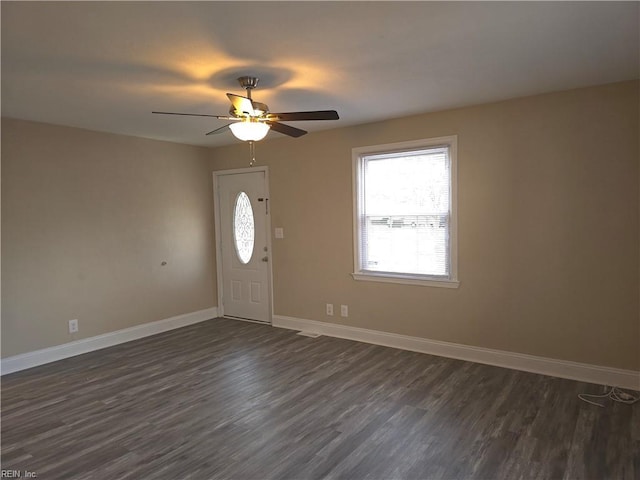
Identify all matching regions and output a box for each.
[233,191,255,264]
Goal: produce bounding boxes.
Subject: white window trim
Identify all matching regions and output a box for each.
[351,136,459,288]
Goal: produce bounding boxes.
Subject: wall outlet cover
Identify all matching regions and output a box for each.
[68,319,79,334]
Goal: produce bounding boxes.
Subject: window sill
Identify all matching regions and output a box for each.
[351,272,460,288]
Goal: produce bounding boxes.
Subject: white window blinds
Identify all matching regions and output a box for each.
[358,146,452,279]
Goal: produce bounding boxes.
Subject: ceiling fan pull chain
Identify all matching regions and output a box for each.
[249,141,256,167]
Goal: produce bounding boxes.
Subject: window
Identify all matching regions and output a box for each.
[352,136,459,287]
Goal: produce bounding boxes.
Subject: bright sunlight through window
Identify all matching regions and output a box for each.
[352,136,459,288]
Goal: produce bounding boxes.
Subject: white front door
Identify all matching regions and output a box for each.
[215,169,271,323]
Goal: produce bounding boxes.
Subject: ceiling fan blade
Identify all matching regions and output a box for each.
[205,124,231,136]
[152,111,228,119]
[269,110,339,121]
[266,121,307,138]
[226,93,255,116]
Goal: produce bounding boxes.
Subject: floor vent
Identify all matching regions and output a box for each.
[296,331,321,338]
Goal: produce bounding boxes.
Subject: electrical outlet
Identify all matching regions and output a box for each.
[326,303,334,316]
[68,319,79,334]
[340,305,349,317]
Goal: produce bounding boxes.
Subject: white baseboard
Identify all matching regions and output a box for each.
[1,307,218,375]
[4,309,637,391]
[273,315,640,391]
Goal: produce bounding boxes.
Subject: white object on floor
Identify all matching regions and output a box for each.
[296,331,321,338]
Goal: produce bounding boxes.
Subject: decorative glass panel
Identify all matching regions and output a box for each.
[233,192,255,264]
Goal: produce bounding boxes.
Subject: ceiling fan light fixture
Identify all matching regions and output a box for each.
[229,120,270,141]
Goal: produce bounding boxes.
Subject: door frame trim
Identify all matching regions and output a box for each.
[212,166,273,324]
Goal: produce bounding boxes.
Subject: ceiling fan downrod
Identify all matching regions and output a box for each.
[237,76,259,99]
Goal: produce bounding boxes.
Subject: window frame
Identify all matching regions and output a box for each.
[351,136,459,288]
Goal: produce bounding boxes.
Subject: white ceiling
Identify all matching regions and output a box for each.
[2,2,638,147]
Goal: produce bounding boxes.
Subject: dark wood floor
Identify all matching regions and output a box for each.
[1,318,638,480]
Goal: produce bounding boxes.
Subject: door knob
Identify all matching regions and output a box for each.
[261,256,269,262]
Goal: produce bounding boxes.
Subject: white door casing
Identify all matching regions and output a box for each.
[214,168,272,323]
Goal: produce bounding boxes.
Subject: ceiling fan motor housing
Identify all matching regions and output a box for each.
[231,76,267,115]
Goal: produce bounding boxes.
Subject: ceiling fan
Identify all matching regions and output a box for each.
[153,76,339,141]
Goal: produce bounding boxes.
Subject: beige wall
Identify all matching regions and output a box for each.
[210,81,640,371]
[1,119,217,357]
[2,81,637,371]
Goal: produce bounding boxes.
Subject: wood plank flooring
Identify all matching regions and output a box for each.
[1,318,638,479]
